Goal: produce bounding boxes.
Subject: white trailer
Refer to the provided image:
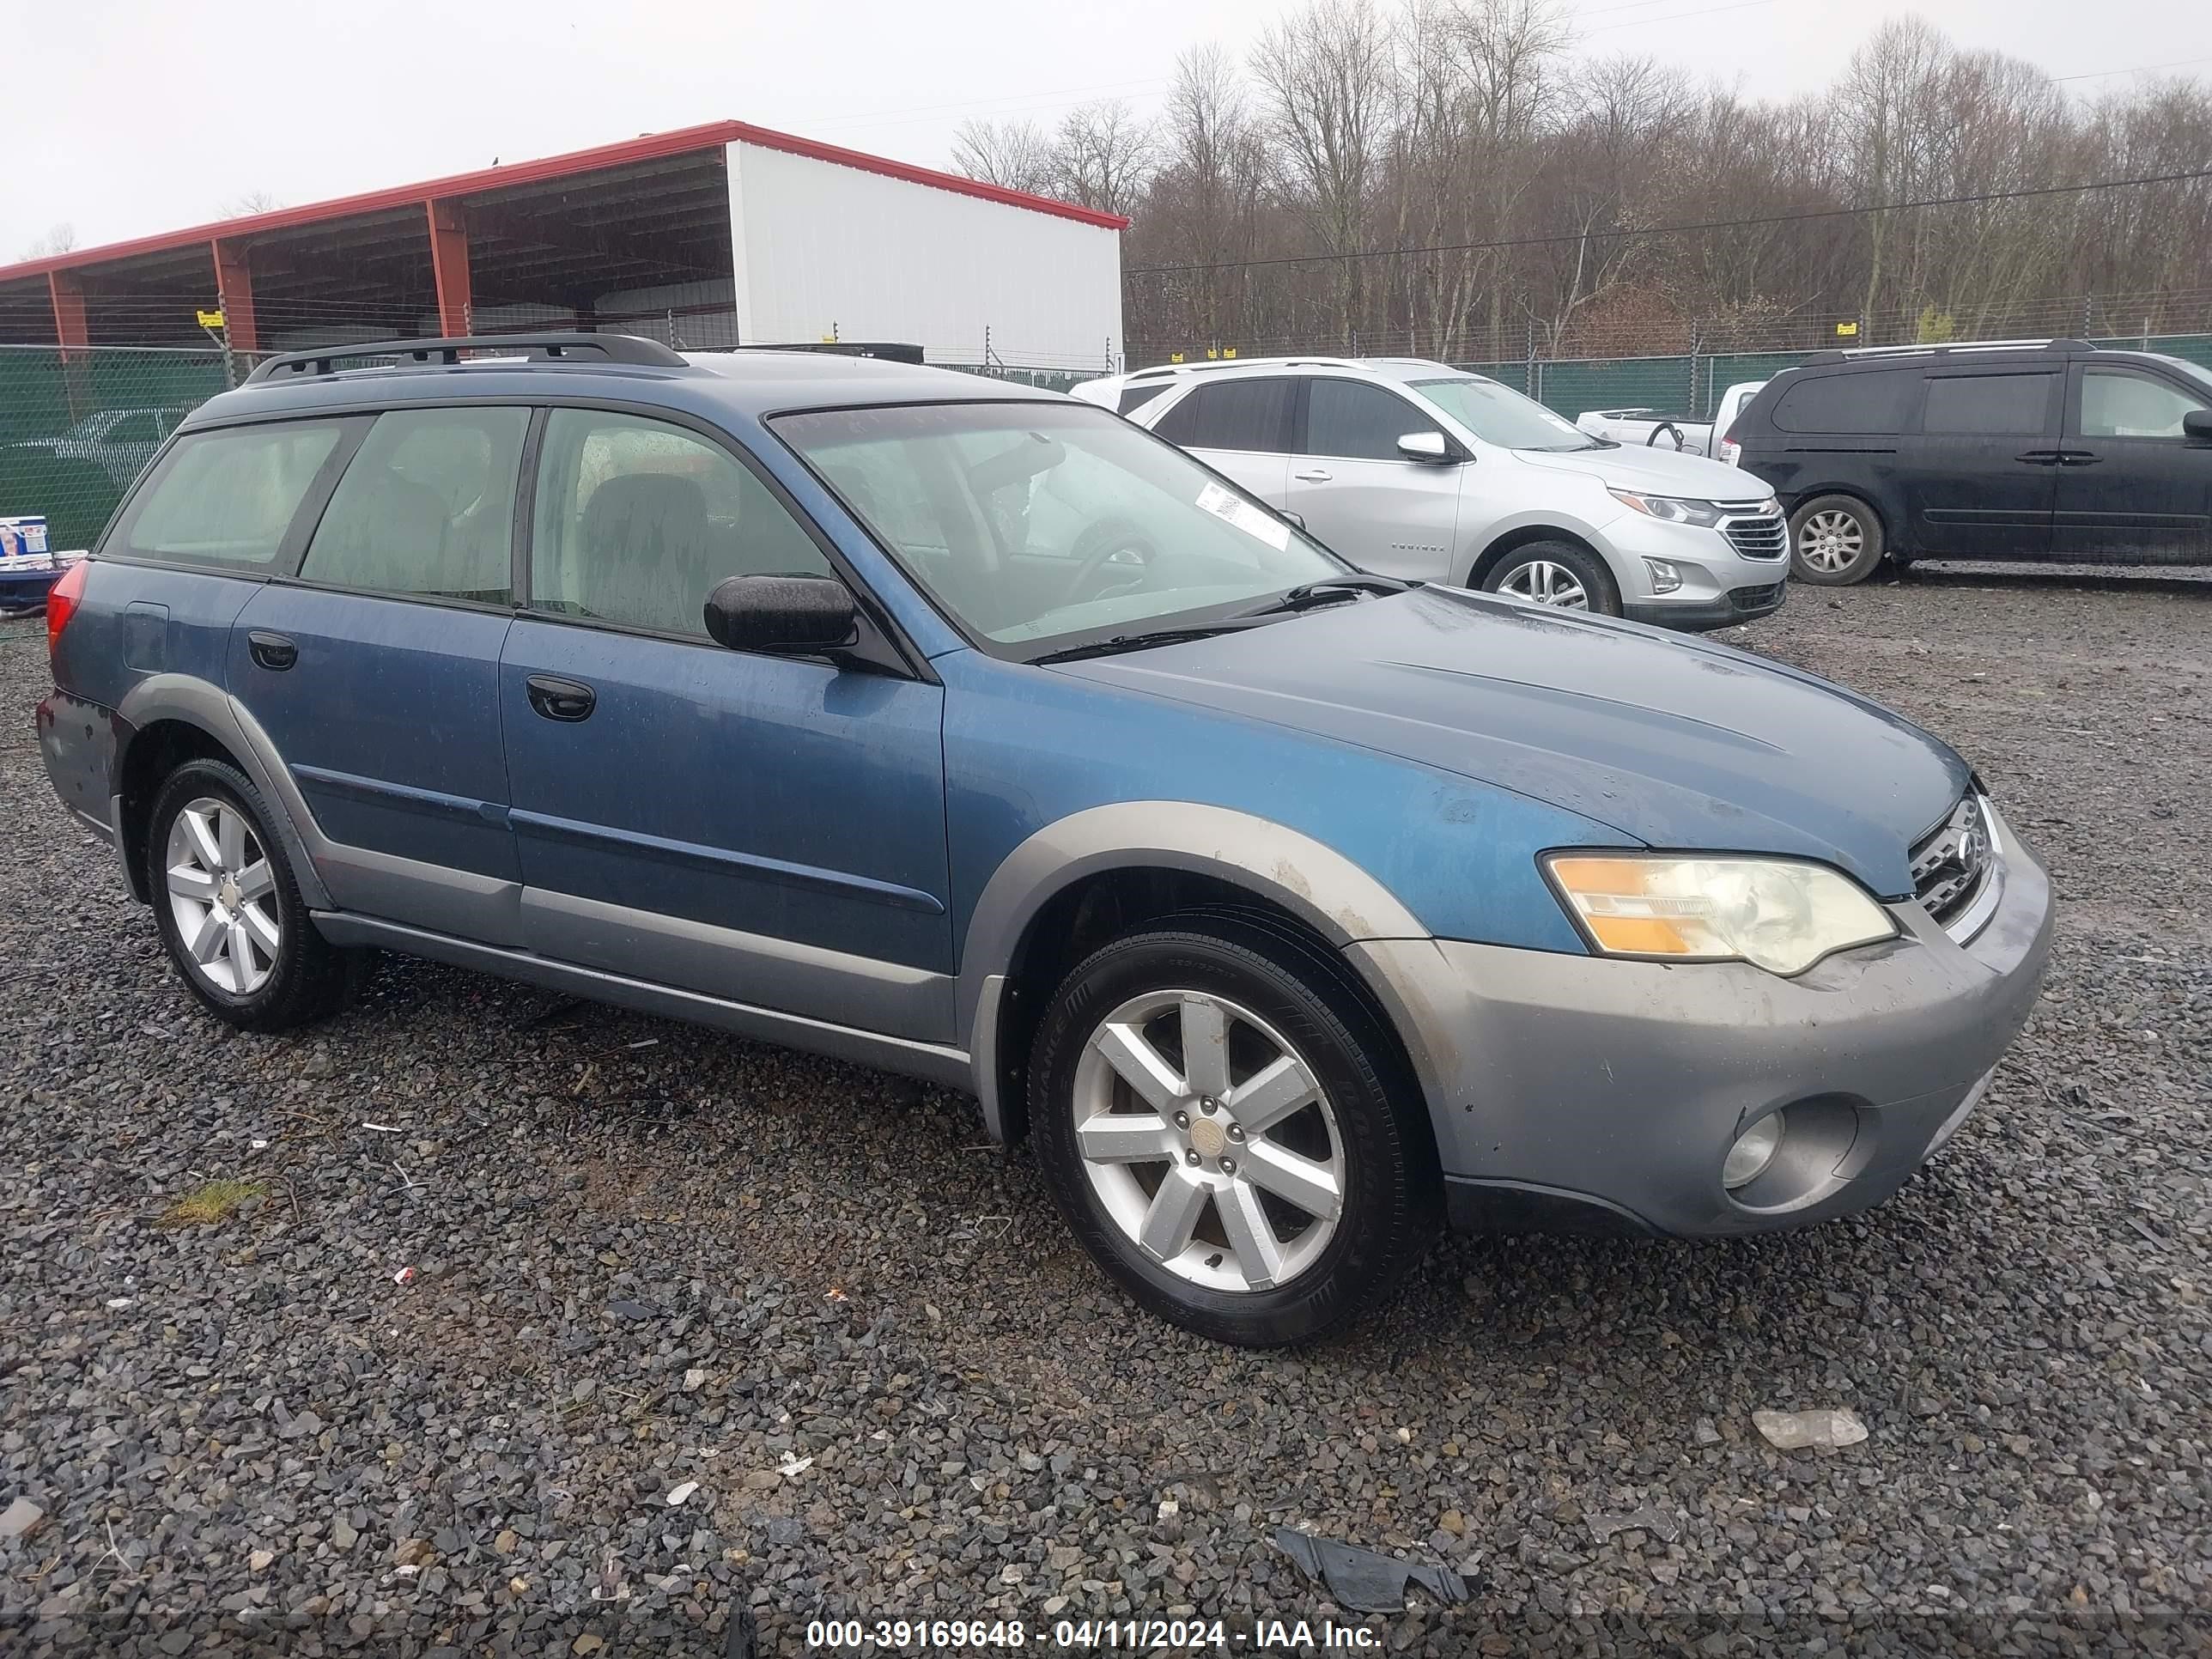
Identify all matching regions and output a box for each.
[722,128,1126,372]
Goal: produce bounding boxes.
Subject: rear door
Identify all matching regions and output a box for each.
[1145,376,1297,507]
[1288,376,1462,579]
[499,406,952,1040]
[228,404,530,944]
[2051,362,2212,562]
[1898,368,2062,559]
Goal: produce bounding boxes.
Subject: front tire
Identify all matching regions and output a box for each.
[1790,494,1887,585]
[147,758,353,1032]
[1029,915,1439,1347]
[1480,540,1622,617]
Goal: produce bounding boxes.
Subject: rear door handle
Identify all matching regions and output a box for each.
[1293,469,1333,483]
[526,674,596,722]
[2057,450,2103,465]
[246,631,297,672]
[2014,451,2063,466]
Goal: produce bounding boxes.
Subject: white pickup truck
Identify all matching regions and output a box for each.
[1575,380,1766,461]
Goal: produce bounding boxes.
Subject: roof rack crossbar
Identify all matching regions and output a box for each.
[245,331,686,384]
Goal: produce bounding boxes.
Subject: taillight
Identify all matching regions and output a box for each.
[1718,439,1742,467]
[46,560,87,660]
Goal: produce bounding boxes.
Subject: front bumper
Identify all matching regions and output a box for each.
[1352,804,2053,1237]
[1603,512,1790,632]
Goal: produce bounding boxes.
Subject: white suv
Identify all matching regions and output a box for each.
[1073,357,1788,630]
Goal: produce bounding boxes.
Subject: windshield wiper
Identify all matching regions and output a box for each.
[1026,619,1273,665]
[1234,574,1411,617]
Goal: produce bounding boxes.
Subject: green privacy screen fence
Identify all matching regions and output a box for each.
[1457,335,2212,422]
[8,336,2212,556]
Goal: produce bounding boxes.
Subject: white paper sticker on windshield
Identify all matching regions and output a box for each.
[1195,482,1291,551]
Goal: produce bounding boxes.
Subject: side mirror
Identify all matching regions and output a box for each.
[1397,430,1453,463]
[2185,409,2212,443]
[703,574,857,656]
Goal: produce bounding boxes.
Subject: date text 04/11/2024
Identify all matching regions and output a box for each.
[803,1619,1384,1650]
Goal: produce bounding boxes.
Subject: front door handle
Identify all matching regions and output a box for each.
[2014,450,2064,466]
[1293,469,1333,483]
[526,673,596,722]
[2057,450,2103,465]
[246,631,297,672]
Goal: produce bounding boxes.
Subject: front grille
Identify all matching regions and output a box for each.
[1724,513,1788,560]
[1911,794,1996,929]
[1727,583,1784,613]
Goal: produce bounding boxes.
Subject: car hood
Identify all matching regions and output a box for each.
[1054,587,1969,898]
[1517,443,1763,499]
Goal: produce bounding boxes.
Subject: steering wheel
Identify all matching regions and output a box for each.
[1646,422,1686,451]
[1062,518,1158,604]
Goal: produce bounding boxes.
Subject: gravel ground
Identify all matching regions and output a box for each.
[1,564,2208,1658]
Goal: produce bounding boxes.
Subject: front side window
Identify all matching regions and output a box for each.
[1305,379,1445,460]
[775,401,1346,652]
[116,421,347,568]
[2078,368,2206,440]
[1406,377,1594,451]
[1922,373,2056,437]
[529,409,832,638]
[301,407,528,603]
[1150,378,1295,453]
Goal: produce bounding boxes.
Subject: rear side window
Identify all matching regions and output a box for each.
[300,407,529,603]
[1769,369,1917,435]
[529,409,832,638]
[1923,373,2057,437]
[1304,379,1443,459]
[1117,385,1171,416]
[115,422,348,567]
[1151,379,1294,453]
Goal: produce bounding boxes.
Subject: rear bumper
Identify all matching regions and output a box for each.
[34,688,124,846]
[1353,802,2053,1238]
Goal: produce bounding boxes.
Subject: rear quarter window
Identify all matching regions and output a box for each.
[1770,369,1918,436]
[108,421,350,568]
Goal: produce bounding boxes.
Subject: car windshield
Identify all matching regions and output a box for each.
[773,401,1348,654]
[1407,377,1601,452]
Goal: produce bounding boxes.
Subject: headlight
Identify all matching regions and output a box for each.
[1607,489,1727,527]
[1544,854,1897,976]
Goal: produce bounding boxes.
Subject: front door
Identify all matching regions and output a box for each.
[1899,368,2061,559]
[228,404,530,944]
[499,407,953,1042]
[1288,376,1462,580]
[2052,362,2212,562]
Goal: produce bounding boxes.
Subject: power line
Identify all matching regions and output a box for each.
[1125,165,2212,278]
[2052,52,2212,82]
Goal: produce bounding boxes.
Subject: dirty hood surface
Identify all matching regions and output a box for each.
[1054,586,1971,897]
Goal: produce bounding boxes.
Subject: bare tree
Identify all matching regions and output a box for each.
[221,191,287,218]
[20,222,76,259]
[951,119,1057,195]
[1052,100,1157,216]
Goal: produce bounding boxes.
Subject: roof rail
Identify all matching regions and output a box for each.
[1125,354,1367,380]
[1804,337,2094,367]
[245,331,686,384]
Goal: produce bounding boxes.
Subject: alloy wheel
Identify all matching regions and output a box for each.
[1072,989,1345,1293]
[1498,559,1590,608]
[164,796,281,996]
[1798,508,1865,573]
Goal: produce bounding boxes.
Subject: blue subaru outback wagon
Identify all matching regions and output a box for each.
[37,334,2053,1347]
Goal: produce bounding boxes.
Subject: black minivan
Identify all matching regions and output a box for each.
[1728,339,2212,583]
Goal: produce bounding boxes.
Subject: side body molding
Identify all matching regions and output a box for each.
[957,802,1437,1140]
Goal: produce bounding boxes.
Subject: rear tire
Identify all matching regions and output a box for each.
[146,759,353,1032]
[1480,540,1622,617]
[1790,495,1887,585]
[1029,914,1439,1347]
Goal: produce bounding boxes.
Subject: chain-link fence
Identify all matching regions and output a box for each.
[9,333,2209,555]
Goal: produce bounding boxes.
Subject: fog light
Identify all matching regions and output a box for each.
[1723,1113,1784,1189]
[1644,558,1682,593]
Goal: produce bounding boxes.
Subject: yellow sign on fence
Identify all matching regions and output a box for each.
[196,309,225,331]
[1835,320,1859,337]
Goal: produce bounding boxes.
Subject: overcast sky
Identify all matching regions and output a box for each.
[7,0,2209,260]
